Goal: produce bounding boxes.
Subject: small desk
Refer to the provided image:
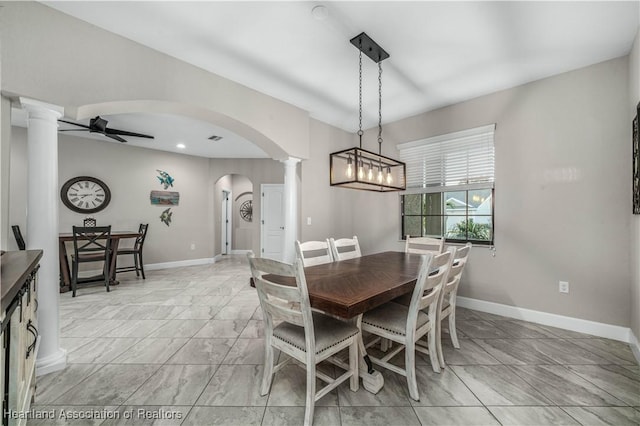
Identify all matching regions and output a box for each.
[264,251,424,393]
[58,231,140,293]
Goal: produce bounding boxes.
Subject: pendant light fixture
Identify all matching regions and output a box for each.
[330,32,406,192]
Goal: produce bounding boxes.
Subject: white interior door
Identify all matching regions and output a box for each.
[261,184,285,260]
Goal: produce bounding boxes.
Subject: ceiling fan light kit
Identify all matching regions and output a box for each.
[330,32,406,192]
[58,115,155,143]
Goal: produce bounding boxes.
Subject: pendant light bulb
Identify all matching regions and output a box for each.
[346,156,353,178]
[377,166,384,183]
[357,160,364,179]
[386,167,393,184]
[368,162,374,181]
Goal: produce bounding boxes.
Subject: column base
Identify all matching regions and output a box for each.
[36,348,67,376]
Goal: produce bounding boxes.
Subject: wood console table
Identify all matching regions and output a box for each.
[1,250,42,426]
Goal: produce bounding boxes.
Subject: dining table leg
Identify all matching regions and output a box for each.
[109,238,121,285]
[354,314,384,394]
[58,239,71,292]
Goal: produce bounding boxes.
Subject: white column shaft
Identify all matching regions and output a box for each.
[21,98,67,375]
[282,158,300,263]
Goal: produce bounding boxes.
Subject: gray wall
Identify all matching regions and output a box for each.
[629,29,640,340]
[300,118,357,243]
[2,0,637,332]
[342,57,631,327]
[210,158,284,257]
[8,128,286,264]
[0,1,310,161]
[10,127,214,264]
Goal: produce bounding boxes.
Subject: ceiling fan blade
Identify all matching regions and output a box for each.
[58,119,91,129]
[105,128,154,139]
[105,134,127,143]
[59,129,91,132]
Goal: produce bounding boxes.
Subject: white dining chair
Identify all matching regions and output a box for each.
[361,250,453,401]
[329,236,362,261]
[405,235,444,255]
[435,242,472,367]
[295,239,334,267]
[248,254,359,426]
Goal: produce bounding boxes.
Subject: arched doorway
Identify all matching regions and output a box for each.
[214,174,253,255]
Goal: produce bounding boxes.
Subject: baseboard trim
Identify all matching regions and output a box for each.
[457,296,632,343]
[36,348,67,376]
[630,331,640,364]
[144,257,215,271]
[230,250,252,255]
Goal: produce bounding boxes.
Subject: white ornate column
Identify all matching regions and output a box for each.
[281,157,301,263]
[20,97,67,376]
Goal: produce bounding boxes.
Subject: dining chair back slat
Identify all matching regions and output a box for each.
[405,235,444,255]
[296,240,333,267]
[329,236,361,261]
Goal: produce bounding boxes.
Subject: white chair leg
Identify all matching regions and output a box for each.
[260,343,275,396]
[304,363,316,426]
[349,338,359,391]
[449,309,460,349]
[405,340,419,401]
[428,328,441,373]
[436,317,445,368]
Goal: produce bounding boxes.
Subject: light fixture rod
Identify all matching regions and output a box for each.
[349,32,389,63]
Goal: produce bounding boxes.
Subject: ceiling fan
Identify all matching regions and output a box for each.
[58,116,154,143]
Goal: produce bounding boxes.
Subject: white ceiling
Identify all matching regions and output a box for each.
[12,108,269,158]
[38,1,639,157]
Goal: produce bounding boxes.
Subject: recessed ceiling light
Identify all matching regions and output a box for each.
[208,135,223,141]
[176,143,186,149]
[311,5,328,20]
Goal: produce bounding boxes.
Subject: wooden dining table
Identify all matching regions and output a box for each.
[262,250,425,393]
[58,230,141,293]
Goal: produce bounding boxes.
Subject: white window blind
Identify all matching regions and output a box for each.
[397,124,495,193]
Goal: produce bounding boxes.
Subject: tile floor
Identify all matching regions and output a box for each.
[33,256,639,425]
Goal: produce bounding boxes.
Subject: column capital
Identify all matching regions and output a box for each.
[281,157,301,167]
[19,97,64,121]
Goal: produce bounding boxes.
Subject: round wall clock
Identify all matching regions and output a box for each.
[61,176,111,214]
[239,200,253,222]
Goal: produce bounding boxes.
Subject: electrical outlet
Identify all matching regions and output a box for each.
[190,243,196,250]
[559,281,569,293]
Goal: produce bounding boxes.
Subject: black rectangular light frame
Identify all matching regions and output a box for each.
[350,32,389,63]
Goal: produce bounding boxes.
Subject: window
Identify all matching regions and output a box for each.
[398,124,495,245]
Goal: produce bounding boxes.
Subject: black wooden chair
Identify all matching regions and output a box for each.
[71,225,112,297]
[116,223,149,279]
[11,225,26,250]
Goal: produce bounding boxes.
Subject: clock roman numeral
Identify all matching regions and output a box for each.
[70,197,79,203]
